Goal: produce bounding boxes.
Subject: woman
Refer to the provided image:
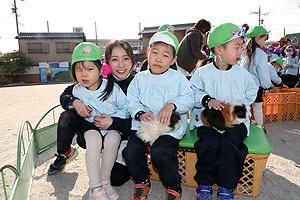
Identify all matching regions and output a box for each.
[48,40,135,187]
[177,19,211,76]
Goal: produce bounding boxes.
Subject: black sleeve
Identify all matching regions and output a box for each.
[201,95,215,107]
[60,84,78,111]
[108,117,132,136]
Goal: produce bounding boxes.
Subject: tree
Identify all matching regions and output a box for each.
[0,51,32,82]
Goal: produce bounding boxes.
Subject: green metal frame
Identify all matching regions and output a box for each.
[0,105,61,200]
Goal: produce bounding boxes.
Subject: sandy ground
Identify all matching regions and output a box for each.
[1,83,300,200]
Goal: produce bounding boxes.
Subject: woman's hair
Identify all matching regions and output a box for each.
[194,19,211,34]
[71,60,115,101]
[195,57,213,69]
[105,40,136,67]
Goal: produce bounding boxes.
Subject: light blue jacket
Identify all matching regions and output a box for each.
[189,63,258,135]
[268,63,282,86]
[72,79,130,135]
[241,47,272,89]
[127,69,194,140]
[282,56,299,76]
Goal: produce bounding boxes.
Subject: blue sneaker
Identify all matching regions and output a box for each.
[217,187,234,200]
[196,185,212,200]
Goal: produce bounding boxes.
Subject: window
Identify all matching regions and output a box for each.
[56,42,71,53]
[56,42,78,53]
[28,43,49,53]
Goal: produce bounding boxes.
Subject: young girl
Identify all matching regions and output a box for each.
[281,45,299,88]
[190,23,258,200]
[241,26,272,127]
[71,42,129,200]
[123,31,194,200]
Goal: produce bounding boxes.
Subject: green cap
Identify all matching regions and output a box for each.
[246,26,270,38]
[72,42,102,65]
[158,24,174,32]
[207,23,246,49]
[149,31,179,54]
[272,57,284,66]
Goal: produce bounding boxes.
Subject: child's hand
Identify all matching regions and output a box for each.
[284,64,291,68]
[282,84,289,89]
[72,99,92,118]
[207,99,225,111]
[94,115,113,129]
[140,112,156,122]
[263,89,269,97]
[158,103,175,126]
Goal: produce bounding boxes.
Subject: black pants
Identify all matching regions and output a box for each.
[122,132,181,190]
[56,109,130,186]
[194,124,248,189]
[56,110,83,154]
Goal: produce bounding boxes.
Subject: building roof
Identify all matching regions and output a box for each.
[139,23,194,35]
[16,32,85,39]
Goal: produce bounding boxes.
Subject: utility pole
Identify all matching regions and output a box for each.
[250,5,269,26]
[12,0,20,35]
[47,21,50,32]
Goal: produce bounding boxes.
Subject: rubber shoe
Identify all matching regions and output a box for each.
[47,147,78,175]
[217,187,234,200]
[166,188,182,200]
[89,186,110,200]
[130,183,151,200]
[196,185,213,200]
[101,179,119,200]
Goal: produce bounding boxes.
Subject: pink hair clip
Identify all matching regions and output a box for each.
[102,64,112,78]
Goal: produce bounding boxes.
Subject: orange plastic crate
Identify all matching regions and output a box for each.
[263,92,297,123]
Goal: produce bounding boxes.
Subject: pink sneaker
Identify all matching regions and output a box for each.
[101,179,119,200]
[89,186,110,200]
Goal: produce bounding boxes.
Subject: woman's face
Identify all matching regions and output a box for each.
[108,46,133,79]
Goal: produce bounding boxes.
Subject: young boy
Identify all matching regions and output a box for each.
[123,31,194,200]
[268,58,288,88]
[190,23,258,200]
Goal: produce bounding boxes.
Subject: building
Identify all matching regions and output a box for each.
[16,32,86,65]
[87,39,143,61]
[138,23,194,59]
[15,33,143,83]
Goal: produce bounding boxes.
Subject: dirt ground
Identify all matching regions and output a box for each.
[0,84,300,199]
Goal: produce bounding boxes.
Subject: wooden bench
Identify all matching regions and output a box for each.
[148,124,272,197]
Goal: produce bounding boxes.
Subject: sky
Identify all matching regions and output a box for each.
[0,0,300,53]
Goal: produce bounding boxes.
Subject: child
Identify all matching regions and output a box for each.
[190,23,258,200]
[241,26,272,127]
[123,31,194,200]
[281,45,299,88]
[71,42,129,200]
[268,58,288,88]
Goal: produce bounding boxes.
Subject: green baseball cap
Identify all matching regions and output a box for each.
[246,26,270,38]
[271,57,284,66]
[149,31,179,54]
[72,42,102,65]
[207,23,246,49]
[158,24,175,32]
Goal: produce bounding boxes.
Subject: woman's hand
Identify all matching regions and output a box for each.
[94,115,113,130]
[72,99,92,118]
[158,103,175,126]
[207,99,225,111]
